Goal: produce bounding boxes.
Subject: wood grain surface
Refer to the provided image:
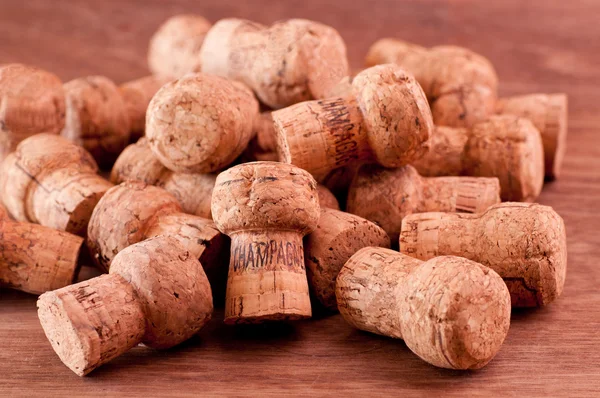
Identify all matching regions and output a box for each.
[1,0,599,396]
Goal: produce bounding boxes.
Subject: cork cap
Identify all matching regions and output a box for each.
[146,73,259,173]
[211,162,320,234]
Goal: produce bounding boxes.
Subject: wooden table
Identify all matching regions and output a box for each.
[1,0,599,396]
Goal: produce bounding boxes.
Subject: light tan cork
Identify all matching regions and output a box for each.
[273,64,433,181]
[336,247,511,370]
[412,115,545,202]
[0,134,113,236]
[304,208,390,310]
[118,75,172,142]
[366,39,498,128]
[200,18,350,109]
[37,236,213,376]
[111,138,217,219]
[346,164,500,242]
[61,76,131,169]
[146,73,259,173]
[0,64,65,162]
[242,112,279,162]
[496,93,568,179]
[400,202,568,307]
[211,161,320,324]
[147,14,212,78]
[0,205,83,295]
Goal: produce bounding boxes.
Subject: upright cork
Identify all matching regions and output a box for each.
[336,247,511,370]
[0,205,83,295]
[119,75,171,142]
[273,64,433,181]
[346,165,500,242]
[61,76,131,168]
[400,202,568,307]
[211,162,320,323]
[496,93,568,179]
[0,64,65,162]
[200,18,350,109]
[0,134,113,236]
[304,208,390,310]
[412,115,545,202]
[146,73,259,173]
[366,39,498,128]
[37,236,213,376]
[148,14,212,78]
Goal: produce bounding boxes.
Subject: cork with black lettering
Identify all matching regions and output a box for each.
[336,247,511,370]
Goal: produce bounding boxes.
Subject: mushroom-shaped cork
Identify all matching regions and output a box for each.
[211,161,320,324]
[336,247,511,370]
[146,73,259,174]
[37,236,213,376]
[400,202,568,307]
[273,64,433,181]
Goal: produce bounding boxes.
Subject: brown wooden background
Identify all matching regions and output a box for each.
[1,0,599,396]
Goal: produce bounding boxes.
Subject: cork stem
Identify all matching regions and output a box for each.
[420,177,501,214]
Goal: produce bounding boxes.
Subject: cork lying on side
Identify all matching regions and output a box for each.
[212,161,320,324]
[496,93,568,179]
[0,64,65,162]
[366,39,498,128]
[37,236,213,376]
[200,18,350,108]
[336,247,511,370]
[0,205,83,295]
[146,73,259,173]
[304,208,390,310]
[412,115,545,202]
[400,202,567,307]
[346,165,500,242]
[273,64,433,181]
[0,134,113,236]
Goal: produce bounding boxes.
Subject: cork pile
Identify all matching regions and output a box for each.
[0,14,568,375]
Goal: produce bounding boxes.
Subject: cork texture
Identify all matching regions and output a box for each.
[212,162,320,323]
[61,76,131,168]
[336,247,511,370]
[147,14,212,78]
[273,64,433,181]
[496,93,568,179]
[304,208,390,310]
[347,164,500,242]
[0,134,113,235]
[0,64,65,162]
[412,115,545,202]
[200,18,350,108]
[400,202,568,307]
[366,39,498,128]
[146,73,258,173]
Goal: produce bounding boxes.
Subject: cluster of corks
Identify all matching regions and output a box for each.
[0,13,568,375]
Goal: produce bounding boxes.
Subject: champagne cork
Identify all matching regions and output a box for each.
[0,205,83,295]
[366,39,498,128]
[0,134,113,236]
[147,14,212,78]
[304,208,390,310]
[87,182,228,301]
[400,202,568,307]
[211,162,320,324]
[37,236,213,376]
[273,64,433,181]
[242,112,279,162]
[200,18,350,109]
[346,164,500,242]
[61,76,131,169]
[146,73,259,173]
[412,115,545,202]
[118,75,172,142]
[0,64,65,162]
[496,93,568,179]
[316,185,340,211]
[336,247,511,370]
